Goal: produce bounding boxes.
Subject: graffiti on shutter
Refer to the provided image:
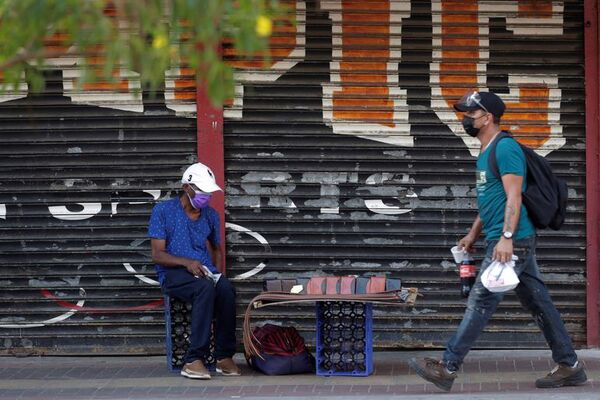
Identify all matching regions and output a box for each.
[321,0,412,146]
[224,0,306,119]
[431,0,565,156]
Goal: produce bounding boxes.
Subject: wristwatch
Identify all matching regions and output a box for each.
[502,231,513,240]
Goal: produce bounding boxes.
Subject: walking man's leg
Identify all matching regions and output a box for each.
[514,251,586,388]
[443,280,504,370]
[410,245,503,392]
[410,277,504,391]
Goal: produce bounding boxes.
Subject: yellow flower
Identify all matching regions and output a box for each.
[255,15,272,37]
[152,34,168,49]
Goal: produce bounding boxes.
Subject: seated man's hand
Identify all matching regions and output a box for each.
[185,260,206,278]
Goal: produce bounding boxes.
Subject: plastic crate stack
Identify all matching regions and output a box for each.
[164,295,216,372]
[315,301,373,376]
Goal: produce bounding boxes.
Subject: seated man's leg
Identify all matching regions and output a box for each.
[213,277,240,375]
[162,268,216,364]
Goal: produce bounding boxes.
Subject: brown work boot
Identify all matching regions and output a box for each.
[409,357,457,392]
[180,359,211,379]
[535,362,587,388]
[216,357,241,376]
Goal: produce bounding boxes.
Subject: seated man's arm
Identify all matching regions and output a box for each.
[151,238,205,277]
[207,240,224,274]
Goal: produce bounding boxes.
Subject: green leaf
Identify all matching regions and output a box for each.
[0,0,289,106]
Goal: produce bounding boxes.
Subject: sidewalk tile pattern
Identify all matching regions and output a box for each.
[0,350,597,399]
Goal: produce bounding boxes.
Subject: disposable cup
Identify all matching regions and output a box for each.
[451,245,464,263]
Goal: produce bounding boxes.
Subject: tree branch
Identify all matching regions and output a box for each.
[0,47,77,72]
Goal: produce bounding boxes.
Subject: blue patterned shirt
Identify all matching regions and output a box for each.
[148,197,221,280]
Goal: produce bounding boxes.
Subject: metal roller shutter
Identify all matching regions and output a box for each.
[0,65,196,354]
[0,0,588,355]
[224,0,587,348]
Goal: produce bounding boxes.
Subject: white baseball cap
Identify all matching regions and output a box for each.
[181,163,222,193]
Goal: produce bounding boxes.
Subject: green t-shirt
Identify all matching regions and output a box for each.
[476,137,536,241]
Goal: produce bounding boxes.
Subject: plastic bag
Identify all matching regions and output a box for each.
[481,256,519,292]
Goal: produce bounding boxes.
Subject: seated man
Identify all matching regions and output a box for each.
[148,162,240,379]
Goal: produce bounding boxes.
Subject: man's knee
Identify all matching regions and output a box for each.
[515,284,535,311]
[215,277,236,302]
[515,274,553,310]
[216,277,236,297]
[466,284,503,316]
[190,278,216,299]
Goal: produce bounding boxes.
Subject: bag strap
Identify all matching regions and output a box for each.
[488,131,515,181]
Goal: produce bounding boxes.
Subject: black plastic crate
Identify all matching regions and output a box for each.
[315,301,373,376]
[164,295,215,372]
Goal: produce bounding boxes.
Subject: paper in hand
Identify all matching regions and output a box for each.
[201,265,221,285]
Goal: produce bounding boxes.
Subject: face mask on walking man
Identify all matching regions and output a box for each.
[408,90,587,392]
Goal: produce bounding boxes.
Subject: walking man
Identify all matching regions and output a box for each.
[148,162,240,379]
[409,91,587,391]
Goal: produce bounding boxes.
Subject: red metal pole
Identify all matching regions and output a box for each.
[197,86,226,272]
[584,0,600,347]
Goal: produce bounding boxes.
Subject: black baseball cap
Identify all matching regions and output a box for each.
[453,90,506,118]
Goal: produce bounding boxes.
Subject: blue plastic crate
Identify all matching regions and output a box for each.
[315,301,373,376]
[163,295,215,372]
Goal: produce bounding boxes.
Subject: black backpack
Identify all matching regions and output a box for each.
[488,131,568,230]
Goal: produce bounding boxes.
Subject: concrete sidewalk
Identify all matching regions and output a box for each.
[0,350,598,400]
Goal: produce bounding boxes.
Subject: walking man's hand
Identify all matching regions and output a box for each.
[493,239,513,263]
[458,233,477,254]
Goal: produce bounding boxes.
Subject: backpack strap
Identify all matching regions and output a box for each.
[488,131,515,180]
